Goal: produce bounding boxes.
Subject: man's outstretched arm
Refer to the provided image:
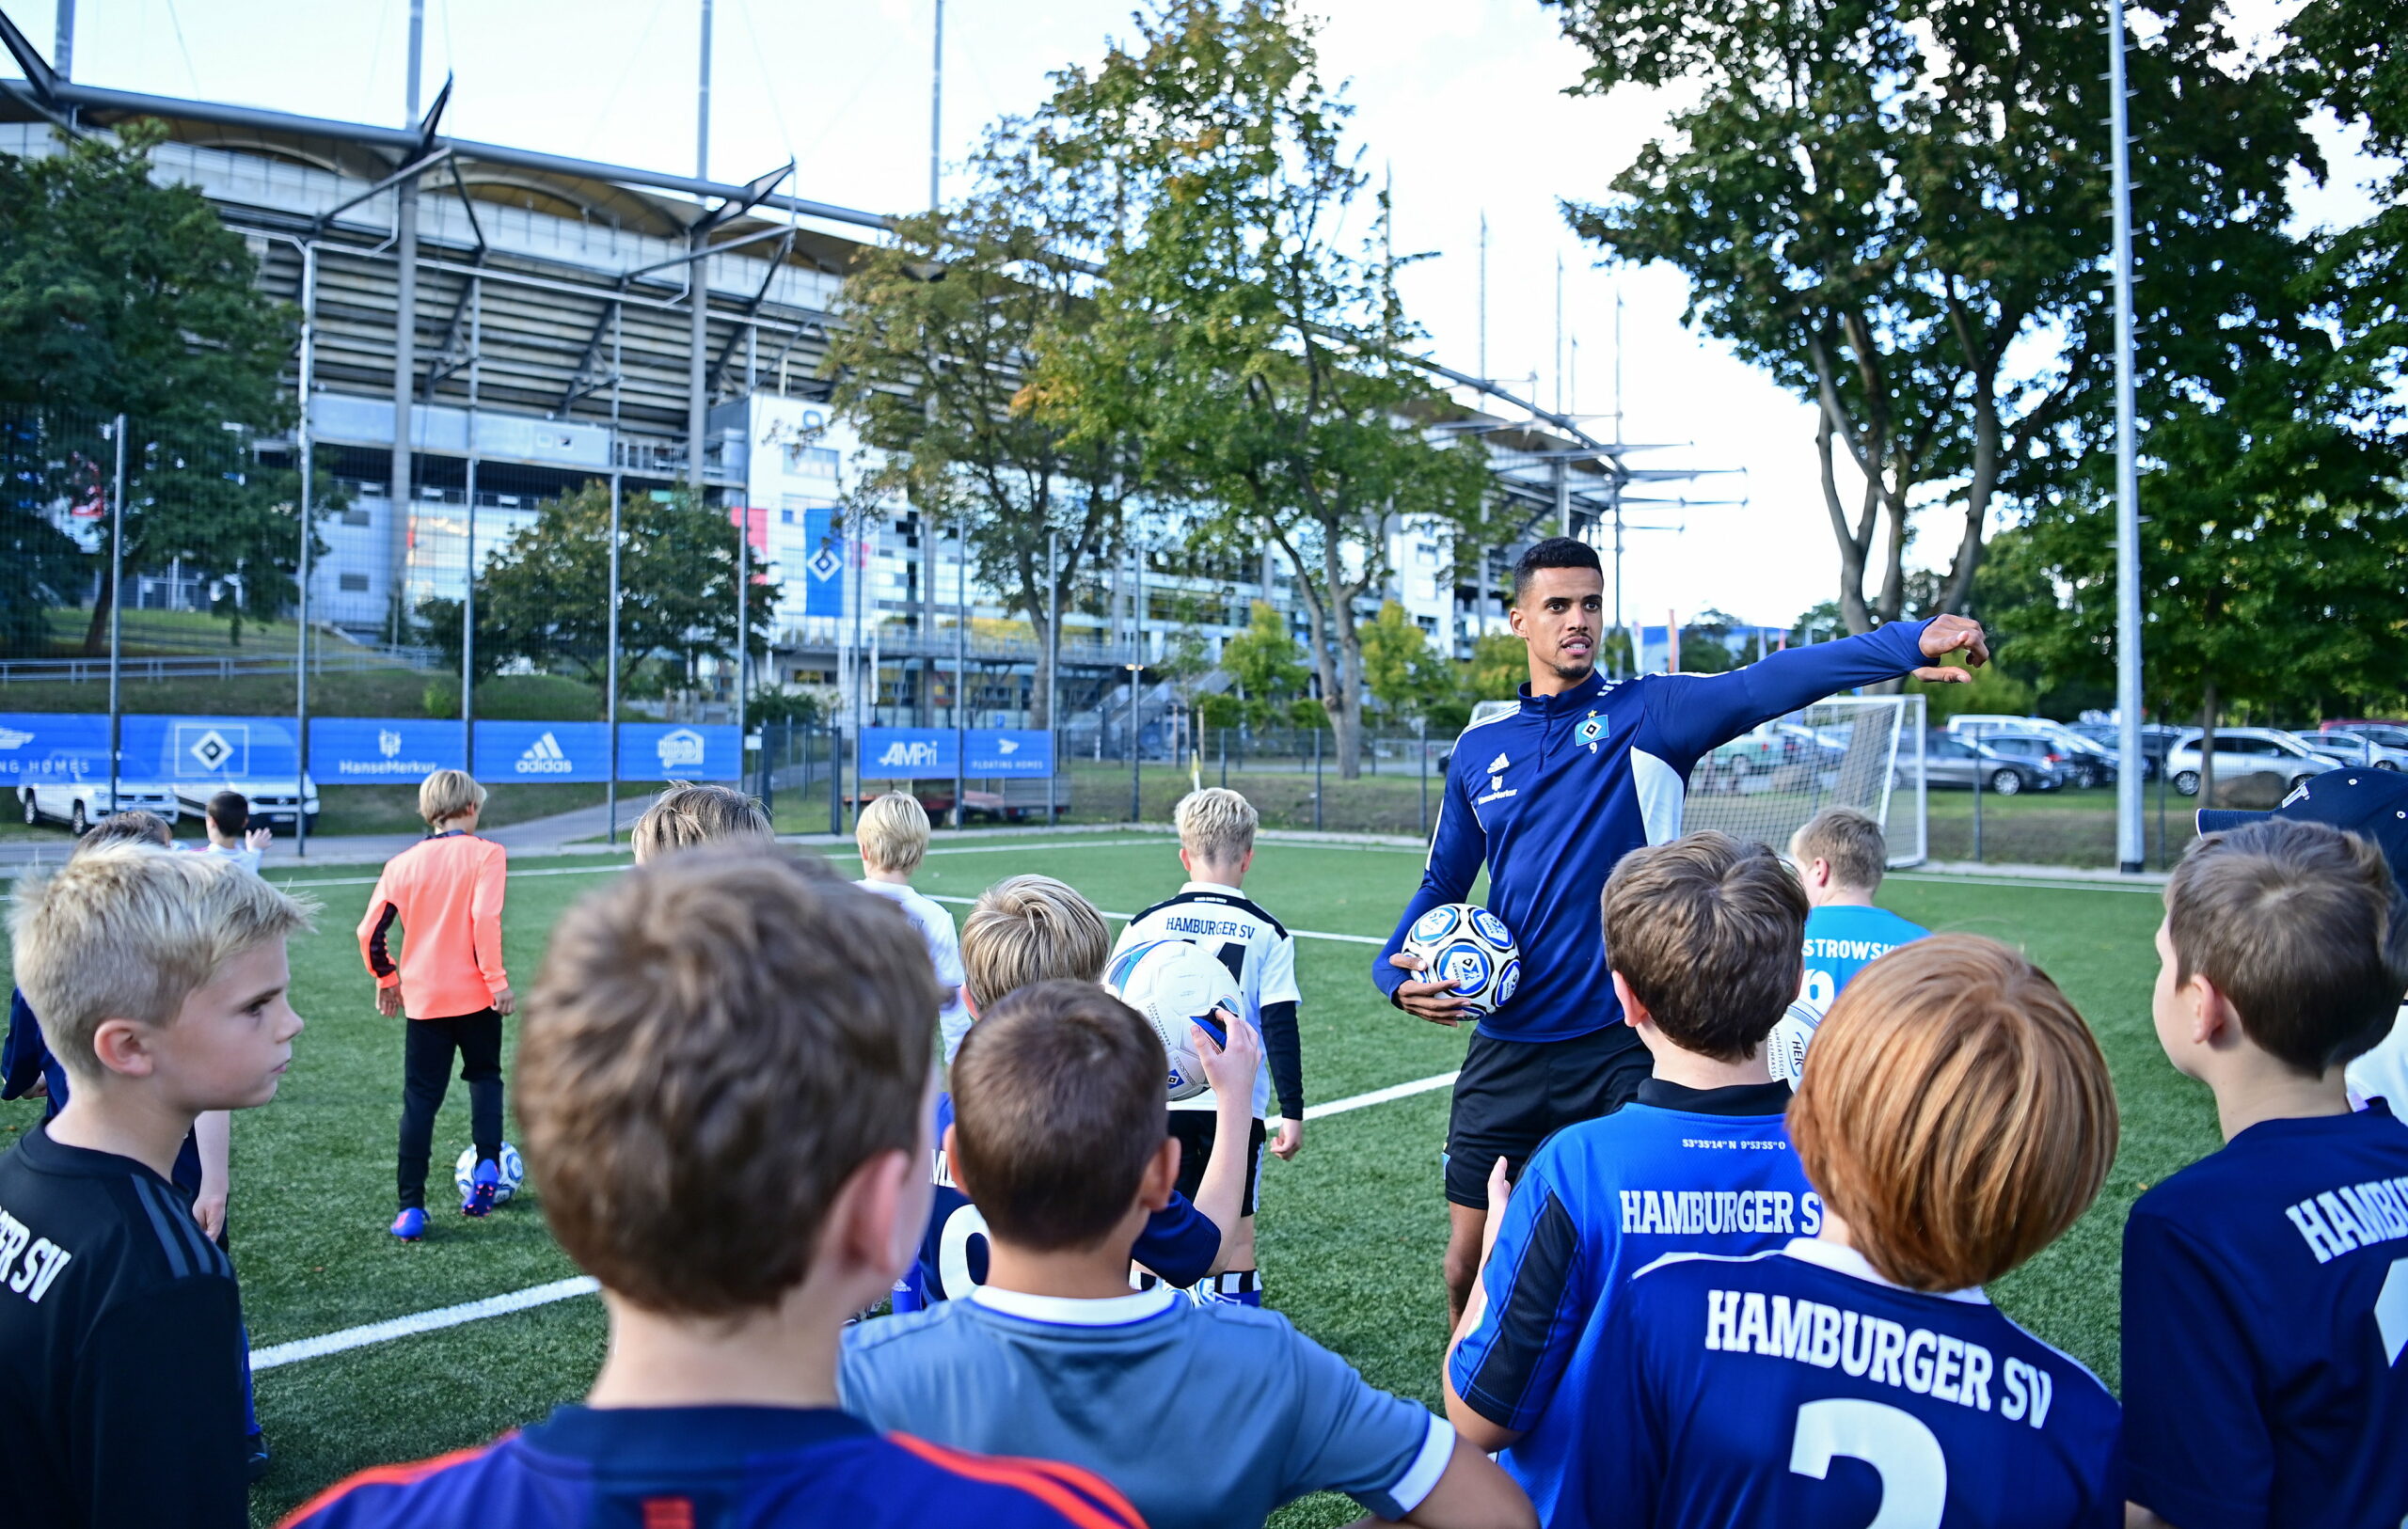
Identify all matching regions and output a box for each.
[1645,615,1988,766]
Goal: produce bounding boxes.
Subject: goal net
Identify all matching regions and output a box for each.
[1680,694,1926,868]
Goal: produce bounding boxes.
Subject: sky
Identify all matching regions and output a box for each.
[15,0,2392,632]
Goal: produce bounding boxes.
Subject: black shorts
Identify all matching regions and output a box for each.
[1167,1111,1268,1219]
[1445,1023,1653,1208]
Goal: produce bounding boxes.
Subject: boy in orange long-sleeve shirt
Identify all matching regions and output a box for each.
[357,770,513,1241]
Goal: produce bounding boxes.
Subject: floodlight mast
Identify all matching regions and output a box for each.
[2110,0,2145,873]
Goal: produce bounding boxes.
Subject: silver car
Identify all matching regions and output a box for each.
[2162,729,2338,797]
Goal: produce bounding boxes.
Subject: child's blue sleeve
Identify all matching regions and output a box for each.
[3,988,51,1101]
[1132,1192,1222,1288]
[1449,1145,1592,1432]
[2120,1205,2270,1529]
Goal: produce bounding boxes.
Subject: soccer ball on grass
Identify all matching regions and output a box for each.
[453,1143,527,1206]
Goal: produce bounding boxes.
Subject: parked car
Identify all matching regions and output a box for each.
[1706,725,1789,778]
[2313,721,2408,768]
[18,778,181,835]
[1980,733,2114,789]
[2299,731,2408,772]
[171,775,321,830]
[2066,721,2181,775]
[2162,729,2337,798]
[1946,715,2124,787]
[1916,732,2064,796]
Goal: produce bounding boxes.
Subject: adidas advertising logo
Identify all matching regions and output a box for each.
[515,732,575,775]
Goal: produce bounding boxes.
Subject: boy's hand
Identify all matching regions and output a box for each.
[1481,1159,1512,1263]
[492,985,516,1017]
[192,1190,228,1241]
[1388,951,1469,1026]
[1194,1007,1260,1096]
[1271,1118,1302,1160]
[375,985,403,1017]
[245,827,273,851]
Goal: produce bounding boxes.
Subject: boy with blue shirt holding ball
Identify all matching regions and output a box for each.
[1768,807,1929,1084]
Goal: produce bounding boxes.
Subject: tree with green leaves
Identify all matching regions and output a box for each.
[425,484,778,699]
[1545,0,2315,632]
[0,123,309,652]
[1360,600,1454,720]
[1030,0,1493,778]
[827,121,1138,729]
[1216,598,1310,727]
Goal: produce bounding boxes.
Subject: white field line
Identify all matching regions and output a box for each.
[266,839,1168,891]
[1886,870,2165,896]
[245,1070,1462,1371]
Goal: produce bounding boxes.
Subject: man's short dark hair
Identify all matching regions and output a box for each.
[948,980,1165,1252]
[2166,817,2408,1075]
[206,791,249,837]
[1511,536,1603,607]
[1603,831,1810,1061]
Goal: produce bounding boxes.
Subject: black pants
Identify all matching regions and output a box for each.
[397,1010,504,1211]
[1443,1022,1654,1207]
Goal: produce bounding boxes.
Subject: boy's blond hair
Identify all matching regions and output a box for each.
[9,843,315,1080]
[1790,807,1888,891]
[1175,787,1258,868]
[1788,934,2117,1291]
[856,790,932,875]
[520,849,937,1316]
[74,811,174,852]
[418,769,486,828]
[958,875,1112,1012]
[632,782,774,864]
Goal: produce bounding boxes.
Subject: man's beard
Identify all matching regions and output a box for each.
[1544,643,1596,684]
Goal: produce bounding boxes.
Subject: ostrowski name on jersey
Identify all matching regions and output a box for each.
[1702,1285,2063,1427]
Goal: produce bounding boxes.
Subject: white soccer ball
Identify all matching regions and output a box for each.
[453,1143,527,1205]
[1400,902,1520,1020]
[1766,997,1823,1088]
[1104,939,1244,1102]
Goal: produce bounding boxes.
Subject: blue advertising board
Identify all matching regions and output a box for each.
[860,728,1054,780]
[618,723,742,781]
[308,718,466,781]
[472,721,614,783]
[966,730,1053,776]
[121,716,299,784]
[0,713,110,783]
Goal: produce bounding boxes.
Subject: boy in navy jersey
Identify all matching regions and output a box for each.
[0,843,311,1529]
[1768,806,1927,1084]
[283,851,1138,1529]
[1552,934,2124,1528]
[2123,810,2408,1529]
[1445,830,1820,1520]
[1112,787,1305,1305]
[844,980,1533,1529]
[891,874,1255,1310]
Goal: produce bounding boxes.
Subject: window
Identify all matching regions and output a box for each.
[784,444,840,477]
[338,573,370,592]
[342,509,372,527]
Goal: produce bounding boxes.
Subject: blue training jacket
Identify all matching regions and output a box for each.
[1374,621,1935,1043]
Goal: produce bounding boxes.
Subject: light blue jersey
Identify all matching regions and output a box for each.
[841,1285,1453,1529]
[1770,904,1929,1085]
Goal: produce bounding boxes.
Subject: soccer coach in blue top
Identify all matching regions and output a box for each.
[1376,536,1988,1317]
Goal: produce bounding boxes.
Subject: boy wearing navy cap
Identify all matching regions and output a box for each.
[2123,776,2408,1529]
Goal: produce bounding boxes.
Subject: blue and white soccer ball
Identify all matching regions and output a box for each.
[1401,902,1521,1019]
[1104,939,1244,1102]
[453,1143,526,1206]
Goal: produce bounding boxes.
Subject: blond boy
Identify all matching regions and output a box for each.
[895,874,1259,1310]
[357,769,512,1239]
[283,849,1136,1529]
[854,793,968,1061]
[629,781,774,864]
[1109,788,1302,1306]
[0,846,309,1529]
[1770,807,1929,1084]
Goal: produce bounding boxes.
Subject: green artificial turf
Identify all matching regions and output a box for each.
[0,837,2213,1527]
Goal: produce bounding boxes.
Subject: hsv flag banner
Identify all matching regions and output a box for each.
[802,505,845,618]
[123,716,300,784]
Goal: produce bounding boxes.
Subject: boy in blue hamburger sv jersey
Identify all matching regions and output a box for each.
[1551,934,2125,1528]
[1767,806,1927,1084]
[283,852,1138,1529]
[2123,803,2408,1529]
[1445,830,1823,1520]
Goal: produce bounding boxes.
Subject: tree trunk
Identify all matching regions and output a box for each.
[1938,384,2000,616]
[1029,607,1054,731]
[1816,412,1875,636]
[82,559,118,657]
[2200,683,2218,808]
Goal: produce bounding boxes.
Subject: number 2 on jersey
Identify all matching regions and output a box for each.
[1788,1397,1946,1529]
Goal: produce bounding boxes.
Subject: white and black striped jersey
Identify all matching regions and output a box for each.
[1111,881,1303,1121]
